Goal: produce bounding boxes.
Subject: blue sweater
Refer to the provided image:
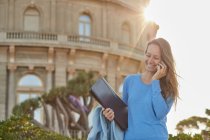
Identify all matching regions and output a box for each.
[122,74,173,140]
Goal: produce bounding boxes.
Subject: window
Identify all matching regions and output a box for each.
[19,74,42,86]
[17,74,44,123]
[122,23,131,44]
[79,14,91,36]
[24,8,40,32]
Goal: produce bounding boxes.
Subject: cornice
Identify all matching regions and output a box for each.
[100,0,147,13]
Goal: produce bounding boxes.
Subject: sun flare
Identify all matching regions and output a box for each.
[142,0,164,24]
[143,3,155,22]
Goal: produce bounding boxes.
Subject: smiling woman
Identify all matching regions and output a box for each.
[102,38,179,140]
[142,0,210,136]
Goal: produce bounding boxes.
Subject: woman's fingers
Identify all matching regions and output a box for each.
[103,108,114,121]
[104,108,114,118]
[158,62,167,77]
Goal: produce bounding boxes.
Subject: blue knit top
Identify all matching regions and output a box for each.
[122,74,173,140]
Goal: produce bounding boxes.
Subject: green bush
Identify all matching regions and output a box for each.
[0,115,72,140]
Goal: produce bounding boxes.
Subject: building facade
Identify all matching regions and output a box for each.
[0,0,158,120]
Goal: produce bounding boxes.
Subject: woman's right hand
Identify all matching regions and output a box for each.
[102,108,115,121]
[152,61,167,80]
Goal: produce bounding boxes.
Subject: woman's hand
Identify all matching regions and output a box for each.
[102,108,115,121]
[152,61,167,80]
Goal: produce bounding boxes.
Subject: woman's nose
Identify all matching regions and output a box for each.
[148,57,154,64]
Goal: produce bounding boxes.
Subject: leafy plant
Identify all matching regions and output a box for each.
[0,115,72,140]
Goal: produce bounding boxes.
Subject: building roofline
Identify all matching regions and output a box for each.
[100,0,149,13]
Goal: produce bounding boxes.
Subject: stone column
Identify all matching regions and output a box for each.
[46,47,54,91]
[67,68,75,81]
[56,1,66,33]
[102,2,107,38]
[116,56,124,95]
[45,47,54,91]
[45,64,54,129]
[7,64,17,117]
[67,49,76,80]
[50,0,56,32]
[100,53,108,76]
[6,45,16,117]
[55,49,68,87]
[8,0,15,30]
[43,47,55,129]
[46,65,54,92]
[0,47,8,120]
[107,56,117,91]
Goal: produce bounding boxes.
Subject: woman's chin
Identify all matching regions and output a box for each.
[145,68,156,73]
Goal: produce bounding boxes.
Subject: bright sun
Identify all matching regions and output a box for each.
[143,2,156,22]
[143,8,151,21]
[143,0,162,24]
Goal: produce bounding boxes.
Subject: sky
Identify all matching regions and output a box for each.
[144,0,210,134]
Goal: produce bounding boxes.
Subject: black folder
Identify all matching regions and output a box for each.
[89,77,128,130]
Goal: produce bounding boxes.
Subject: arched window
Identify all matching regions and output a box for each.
[24,8,40,32]
[122,23,131,44]
[79,14,91,36]
[17,74,44,123]
[19,74,42,86]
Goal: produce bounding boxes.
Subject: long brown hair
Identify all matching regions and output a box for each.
[146,38,179,105]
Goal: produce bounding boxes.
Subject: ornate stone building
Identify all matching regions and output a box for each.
[0,0,158,121]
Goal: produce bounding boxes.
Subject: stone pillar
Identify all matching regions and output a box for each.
[0,47,8,120]
[45,65,54,129]
[116,56,124,95]
[7,64,17,117]
[67,68,75,81]
[107,56,117,91]
[102,2,107,38]
[100,53,108,76]
[50,0,56,32]
[8,0,15,30]
[46,65,54,92]
[56,1,66,33]
[6,45,16,117]
[55,49,68,87]
[67,49,76,80]
[46,47,54,91]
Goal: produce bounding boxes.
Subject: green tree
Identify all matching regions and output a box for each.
[169,133,203,140]
[175,109,210,140]
[12,71,96,138]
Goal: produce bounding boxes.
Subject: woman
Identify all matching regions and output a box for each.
[103,38,179,140]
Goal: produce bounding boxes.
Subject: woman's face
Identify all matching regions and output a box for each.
[144,43,161,73]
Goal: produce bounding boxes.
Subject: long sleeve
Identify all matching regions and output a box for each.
[123,74,171,140]
[151,80,174,120]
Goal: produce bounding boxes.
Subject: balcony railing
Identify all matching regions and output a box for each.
[6,32,58,41]
[0,31,144,60]
[68,35,110,47]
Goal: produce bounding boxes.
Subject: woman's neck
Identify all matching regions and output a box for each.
[141,71,154,84]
